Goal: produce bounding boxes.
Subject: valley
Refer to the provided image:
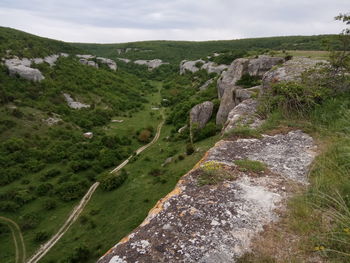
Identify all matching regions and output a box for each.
[0,24,349,263]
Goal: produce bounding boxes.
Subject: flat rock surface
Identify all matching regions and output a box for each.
[98,130,316,263]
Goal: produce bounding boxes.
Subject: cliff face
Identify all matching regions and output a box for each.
[98,130,316,263]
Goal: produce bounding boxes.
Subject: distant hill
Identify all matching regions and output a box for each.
[0,27,81,58]
[72,35,337,64]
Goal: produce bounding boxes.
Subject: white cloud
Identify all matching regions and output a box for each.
[0,0,348,43]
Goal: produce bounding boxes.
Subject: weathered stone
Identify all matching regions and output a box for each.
[5,58,44,82]
[190,101,214,129]
[180,59,205,74]
[201,62,228,74]
[98,130,316,263]
[216,86,238,126]
[247,55,284,77]
[83,132,93,139]
[42,117,62,126]
[63,93,90,109]
[44,54,59,66]
[116,58,131,63]
[162,157,173,166]
[134,59,168,70]
[76,54,96,59]
[199,79,214,91]
[223,99,262,133]
[235,88,252,101]
[217,56,284,99]
[217,58,249,99]
[79,58,98,68]
[262,57,326,89]
[97,57,117,70]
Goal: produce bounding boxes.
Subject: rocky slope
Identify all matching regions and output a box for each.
[97,55,325,263]
[98,130,316,263]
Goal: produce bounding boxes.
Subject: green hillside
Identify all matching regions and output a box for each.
[72,35,336,64]
[0,27,81,58]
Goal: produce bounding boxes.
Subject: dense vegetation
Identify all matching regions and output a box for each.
[73,35,338,65]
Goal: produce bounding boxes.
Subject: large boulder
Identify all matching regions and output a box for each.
[217,58,249,99]
[216,86,238,126]
[190,101,214,129]
[217,56,284,99]
[247,55,284,77]
[5,58,44,82]
[262,57,326,89]
[223,99,263,133]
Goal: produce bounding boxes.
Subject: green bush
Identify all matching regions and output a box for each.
[236,73,261,88]
[100,170,128,191]
[259,81,330,117]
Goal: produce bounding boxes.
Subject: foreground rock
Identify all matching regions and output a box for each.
[190,101,214,129]
[223,99,263,133]
[134,59,169,70]
[98,130,316,263]
[63,93,90,109]
[217,56,284,99]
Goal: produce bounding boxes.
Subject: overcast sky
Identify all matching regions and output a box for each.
[0,0,348,43]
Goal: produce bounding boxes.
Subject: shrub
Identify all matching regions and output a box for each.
[34,231,49,242]
[259,81,330,117]
[20,213,40,230]
[186,143,195,155]
[138,129,152,143]
[236,73,261,88]
[234,159,266,173]
[100,170,128,191]
[43,198,57,210]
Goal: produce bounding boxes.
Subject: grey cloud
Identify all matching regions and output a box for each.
[0,0,348,42]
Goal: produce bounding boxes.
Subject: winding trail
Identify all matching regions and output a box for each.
[0,216,26,263]
[26,115,164,263]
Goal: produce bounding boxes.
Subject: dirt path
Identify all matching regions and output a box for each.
[110,118,164,173]
[26,182,99,263]
[0,216,26,263]
[27,114,164,263]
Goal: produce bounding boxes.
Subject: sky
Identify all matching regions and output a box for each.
[0,0,348,43]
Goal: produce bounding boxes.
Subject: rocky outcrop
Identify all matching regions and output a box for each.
[116,58,131,63]
[116,48,140,54]
[63,93,90,109]
[217,56,283,99]
[134,59,169,70]
[180,60,227,75]
[97,57,117,70]
[76,55,117,70]
[4,58,45,82]
[190,101,214,129]
[199,79,214,91]
[262,57,326,89]
[180,59,205,74]
[223,99,263,133]
[201,62,228,74]
[79,59,99,68]
[98,130,316,263]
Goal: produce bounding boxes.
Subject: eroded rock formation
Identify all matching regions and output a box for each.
[98,130,316,263]
[134,59,169,70]
[4,58,45,82]
[180,60,228,75]
[63,93,90,109]
[190,101,214,129]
